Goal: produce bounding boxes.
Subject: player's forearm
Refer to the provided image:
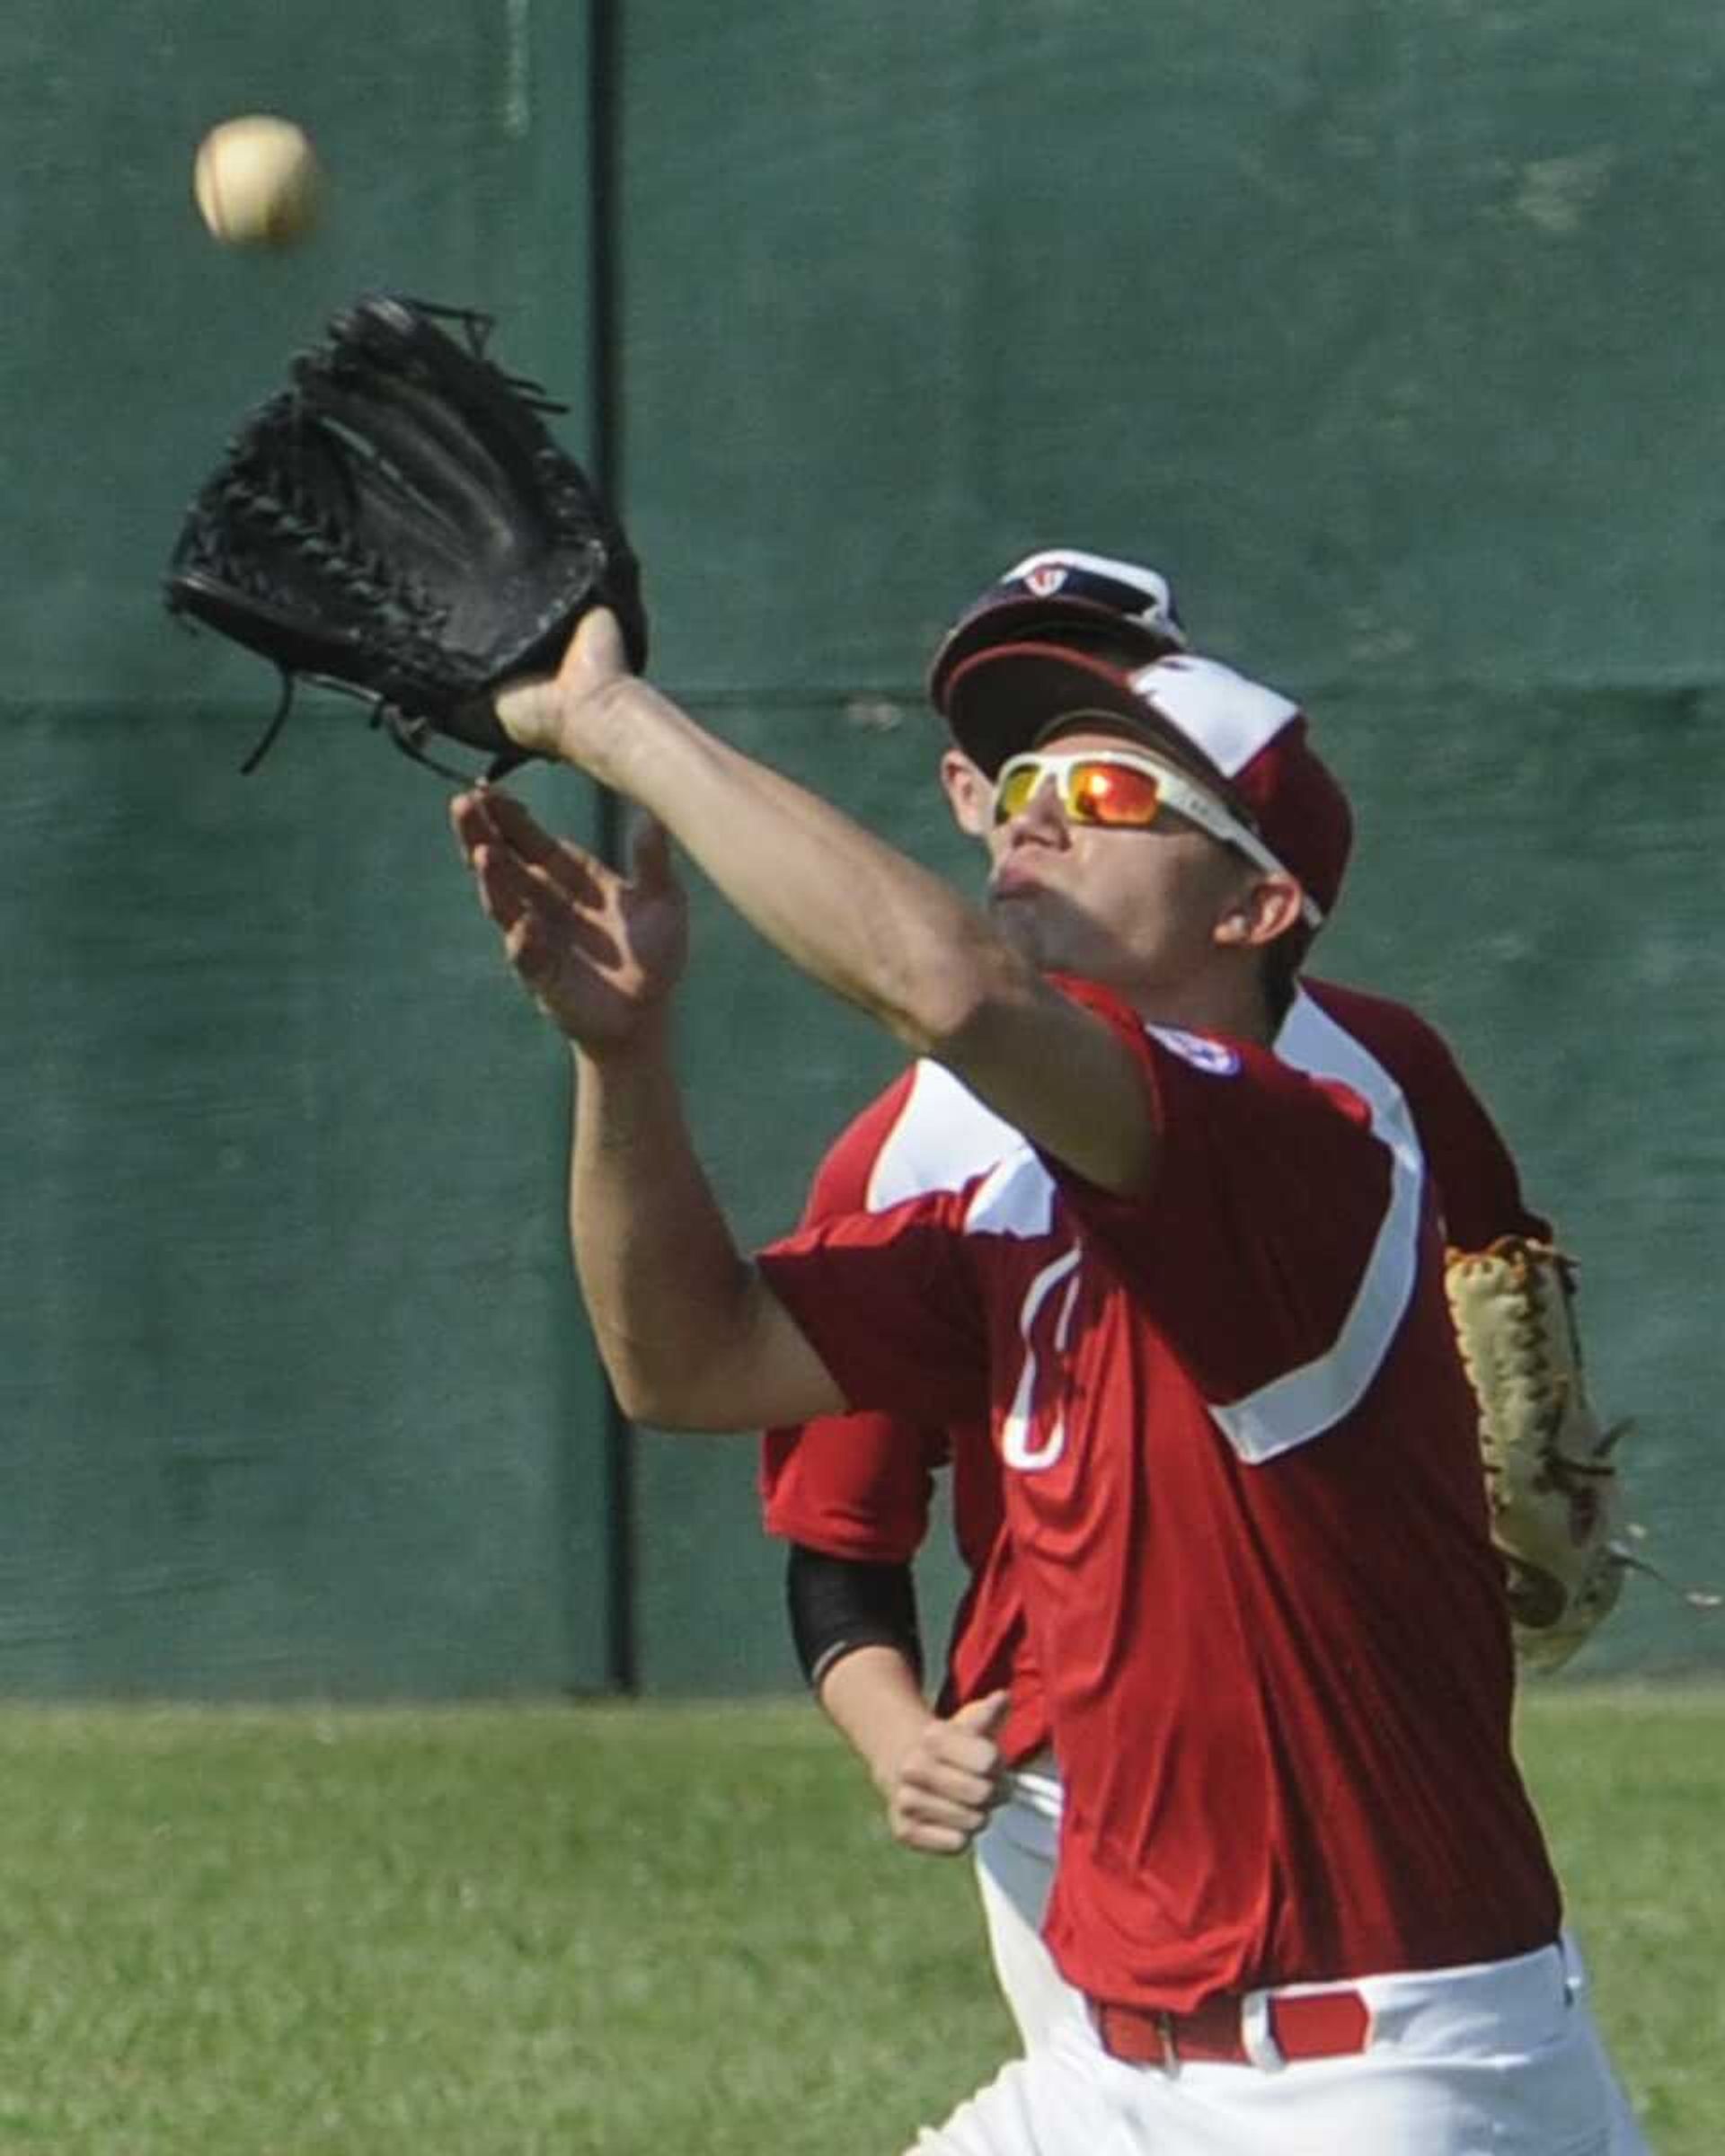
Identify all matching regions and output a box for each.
[822,1646,1011,1857]
[569,1021,837,1430]
[816,1644,936,1799]
[588,683,1019,1053]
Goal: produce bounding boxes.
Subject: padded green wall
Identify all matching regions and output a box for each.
[0,3,1718,1694]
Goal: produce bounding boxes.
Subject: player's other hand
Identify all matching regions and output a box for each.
[882,1691,1012,1857]
[450,786,688,1051]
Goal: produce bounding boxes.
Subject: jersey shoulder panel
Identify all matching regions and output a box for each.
[865,1059,1025,1212]
[1275,984,1426,1167]
[799,1067,924,1224]
[1291,978,1549,1246]
[1296,977,1455,1076]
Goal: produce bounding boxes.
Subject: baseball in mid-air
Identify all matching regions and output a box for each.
[193,116,323,248]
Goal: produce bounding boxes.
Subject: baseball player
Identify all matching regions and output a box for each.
[453,603,1635,2152]
[765,550,1557,2044]
[762,549,1644,2154]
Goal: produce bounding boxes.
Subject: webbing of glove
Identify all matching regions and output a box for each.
[1444,1237,1628,1674]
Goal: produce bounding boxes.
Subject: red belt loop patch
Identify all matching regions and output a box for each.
[1269,1989,1373,2060]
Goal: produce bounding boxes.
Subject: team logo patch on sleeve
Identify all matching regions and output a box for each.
[1145,1025,1241,1076]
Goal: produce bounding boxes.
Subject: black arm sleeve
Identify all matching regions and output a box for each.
[785,1542,924,1691]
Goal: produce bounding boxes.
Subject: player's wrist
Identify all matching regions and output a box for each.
[564,981,674,1052]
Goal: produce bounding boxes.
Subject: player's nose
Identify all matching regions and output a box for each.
[1001,772,1070,846]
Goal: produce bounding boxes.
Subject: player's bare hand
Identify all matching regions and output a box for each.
[881,1691,1012,1857]
[451,787,687,1049]
[493,606,675,779]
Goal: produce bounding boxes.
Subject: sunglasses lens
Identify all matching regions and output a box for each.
[995,764,1040,822]
[1066,760,1163,826]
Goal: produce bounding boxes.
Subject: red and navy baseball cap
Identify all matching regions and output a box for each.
[952,641,1353,927]
[928,549,1188,732]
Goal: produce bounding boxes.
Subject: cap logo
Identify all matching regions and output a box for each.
[1024,565,1070,596]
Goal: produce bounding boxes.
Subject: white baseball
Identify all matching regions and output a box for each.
[193,116,323,248]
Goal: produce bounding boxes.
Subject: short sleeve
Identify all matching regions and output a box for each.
[758,1409,945,1561]
[758,1193,991,1429]
[756,1074,951,1559]
[1044,981,1418,1441]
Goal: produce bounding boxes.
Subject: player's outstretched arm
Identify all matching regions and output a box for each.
[491,613,1162,1197]
[451,787,845,1432]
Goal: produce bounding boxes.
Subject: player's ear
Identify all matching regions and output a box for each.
[940,749,994,838]
[1214,870,1305,950]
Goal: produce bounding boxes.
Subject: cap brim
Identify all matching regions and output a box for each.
[928,596,1181,716]
[942,643,1213,782]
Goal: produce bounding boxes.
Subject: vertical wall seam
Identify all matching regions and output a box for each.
[587,0,639,1697]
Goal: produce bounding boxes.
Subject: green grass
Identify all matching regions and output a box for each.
[0,1687,1713,2153]
[1512,1686,1725,2152]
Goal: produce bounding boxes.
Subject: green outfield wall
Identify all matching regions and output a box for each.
[1,0,1719,1697]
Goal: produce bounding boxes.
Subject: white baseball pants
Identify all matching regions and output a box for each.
[962,1768,1649,2156]
[907,1939,1640,2155]
[970,1754,1075,2052]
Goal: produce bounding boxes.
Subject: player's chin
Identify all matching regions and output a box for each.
[989,889,1101,980]
[986,888,1051,962]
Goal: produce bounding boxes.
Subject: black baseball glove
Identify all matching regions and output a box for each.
[164,294,647,778]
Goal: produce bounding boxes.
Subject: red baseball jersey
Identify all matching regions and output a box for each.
[757,981,1561,2009]
[759,978,1547,1765]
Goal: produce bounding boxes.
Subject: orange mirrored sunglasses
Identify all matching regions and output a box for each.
[992,747,1321,926]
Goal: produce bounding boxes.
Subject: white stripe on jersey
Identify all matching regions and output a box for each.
[964,1149,1052,1239]
[1208,988,1428,1464]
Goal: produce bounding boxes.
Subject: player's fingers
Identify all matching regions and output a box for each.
[925,1727,1004,1774]
[477,789,576,873]
[474,828,605,938]
[890,1794,990,1851]
[903,1731,996,1781]
[953,1689,1013,1740]
[916,1726,1007,1786]
[483,863,627,993]
[930,1762,1005,1817]
[520,849,607,914]
[473,842,562,936]
[459,793,550,909]
[451,787,503,862]
[478,792,609,906]
[503,913,562,988]
[472,786,553,854]
[889,1817,973,1858]
[903,1763,999,1816]
[896,1757,989,1811]
[890,1781,990,1836]
[470,844,530,931]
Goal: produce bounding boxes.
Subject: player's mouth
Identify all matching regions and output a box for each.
[989,861,1054,902]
